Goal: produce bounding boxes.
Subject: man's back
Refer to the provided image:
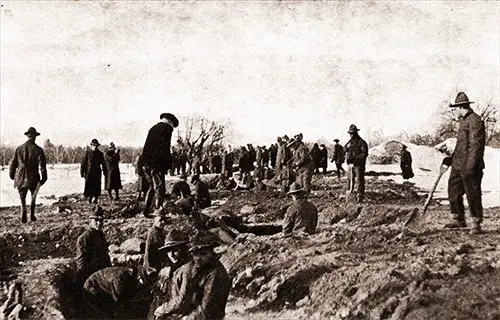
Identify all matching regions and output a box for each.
[171,180,192,198]
[83,267,136,302]
[142,122,173,171]
[283,199,318,235]
[10,141,47,189]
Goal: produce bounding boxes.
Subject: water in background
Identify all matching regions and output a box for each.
[0,163,137,207]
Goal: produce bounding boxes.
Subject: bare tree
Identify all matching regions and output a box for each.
[177,115,230,157]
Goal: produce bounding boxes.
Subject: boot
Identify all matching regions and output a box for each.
[21,207,27,224]
[30,205,37,222]
[444,220,466,229]
[470,218,482,235]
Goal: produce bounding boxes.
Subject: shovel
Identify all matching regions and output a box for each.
[346,165,356,203]
[404,163,449,226]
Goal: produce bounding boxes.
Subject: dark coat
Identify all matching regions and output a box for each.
[104,150,122,190]
[332,144,345,164]
[83,267,138,303]
[222,152,234,176]
[282,198,318,235]
[142,122,174,172]
[9,140,47,190]
[238,150,251,173]
[452,110,486,171]
[171,180,192,199]
[310,145,321,168]
[319,147,328,168]
[293,142,312,169]
[194,181,211,209]
[143,226,166,271]
[400,149,414,179]
[210,155,223,173]
[269,144,278,168]
[345,136,368,167]
[81,148,107,197]
[154,257,231,320]
[76,228,111,281]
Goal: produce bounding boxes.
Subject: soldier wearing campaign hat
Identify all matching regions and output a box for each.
[75,206,111,287]
[282,183,318,236]
[9,127,47,223]
[443,92,486,234]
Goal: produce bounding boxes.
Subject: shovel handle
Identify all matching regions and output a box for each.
[422,164,449,213]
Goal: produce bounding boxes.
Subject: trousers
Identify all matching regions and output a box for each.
[448,168,483,223]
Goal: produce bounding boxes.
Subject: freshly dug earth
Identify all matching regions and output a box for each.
[1,174,500,320]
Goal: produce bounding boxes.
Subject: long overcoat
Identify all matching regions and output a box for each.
[104,150,122,190]
[81,148,107,197]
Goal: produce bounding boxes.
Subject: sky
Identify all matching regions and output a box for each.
[1,1,499,147]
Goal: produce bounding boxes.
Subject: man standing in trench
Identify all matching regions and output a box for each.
[443,92,486,234]
[9,127,47,223]
[142,113,179,217]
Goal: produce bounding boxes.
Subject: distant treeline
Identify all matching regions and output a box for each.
[0,140,142,166]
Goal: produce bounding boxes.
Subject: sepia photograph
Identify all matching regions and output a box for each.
[1,1,499,319]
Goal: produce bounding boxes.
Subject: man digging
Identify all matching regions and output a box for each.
[443,92,486,235]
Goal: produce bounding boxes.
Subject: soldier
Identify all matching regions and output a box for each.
[104,142,122,200]
[400,145,414,180]
[331,139,346,179]
[153,232,231,320]
[262,145,270,168]
[274,137,285,177]
[170,173,192,200]
[238,146,251,181]
[319,144,328,174]
[443,92,486,234]
[9,127,47,223]
[345,125,369,203]
[81,139,107,204]
[289,134,314,192]
[169,148,179,176]
[142,113,179,217]
[255,146,263,168]
[148,230,190,320]
[282,183,318,236]
[144,208,170,271]
[269,143,278,169]
[221,146,234,178]
[75,206,111,287]
[83,266,158,319]
[310,143,321,174]
[191,174,211,209]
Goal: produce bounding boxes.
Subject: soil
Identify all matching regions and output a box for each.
[1,173,500,320]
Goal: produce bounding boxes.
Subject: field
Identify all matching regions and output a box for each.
[1,167,500,319]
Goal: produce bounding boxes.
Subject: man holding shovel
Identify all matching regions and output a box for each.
[9,127,47,223]
[444,92,486,234]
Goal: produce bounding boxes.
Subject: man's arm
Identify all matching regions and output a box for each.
[467,117,486,171]
[282,206,296,235]
[39,148,48,185]
[187,270,230,320]
[9,149,18,180]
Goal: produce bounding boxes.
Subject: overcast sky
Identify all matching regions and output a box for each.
[1,1,499,147]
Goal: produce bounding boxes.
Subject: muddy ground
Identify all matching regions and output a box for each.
[1,172,500,319]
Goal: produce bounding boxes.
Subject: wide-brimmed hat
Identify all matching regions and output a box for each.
[24,127,41,137]
[90,139,100,146]
[188,232,219,252]
[109,142,115,149]
[347,124,360,133]
[160,113,179,128]
[159,229,189,251]
[333,139,340,142]
[449,92,474,107]
[287,182,307,196]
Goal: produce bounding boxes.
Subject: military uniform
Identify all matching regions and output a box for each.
[332,142,346,178]
[9,130,47,222]
[76,228,112,286]
[154,256,231,320]
[447,94,486,230]
[144,226,166,271]
[282,198,318,235]
[293,142,314,192]
[345,128,368,203]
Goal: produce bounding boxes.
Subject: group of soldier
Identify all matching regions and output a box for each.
[6,91,487,318]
